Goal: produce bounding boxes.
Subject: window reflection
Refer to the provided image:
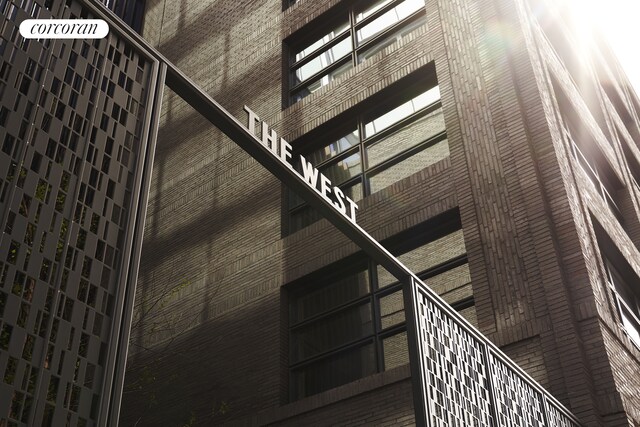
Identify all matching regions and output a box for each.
[289,82,447,233]
[291,269,370,324]
[356,0,425,45]
[367,107,444,167]
[321,153,362,186]
[294,22,350,63]
[356,0,395,23]
[288,0,426,104]
[309,130,360,165]
[365,86,440,138]
[294,38,352,83]
[291,62,352,103]
[358,14,426,63]
[368,138,449,193]
[605,260,640,348]
[288,219,472,399]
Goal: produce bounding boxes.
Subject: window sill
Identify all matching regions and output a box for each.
[257,364,411,424]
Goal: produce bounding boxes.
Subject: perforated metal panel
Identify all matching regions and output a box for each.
[414,286,492,426]
[0,0,155,425]
[409,278,581,427]
[489,353,545,427]
[545,399,581,427]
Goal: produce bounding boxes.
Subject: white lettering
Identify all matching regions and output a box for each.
[243,105,260,137]
[261,122,278,155]
[280,138,292,167]
[299,155,319,188]
[333,186,347,215]
[320,174,331,201]
[346,196,358,222]
[243,108,359,223]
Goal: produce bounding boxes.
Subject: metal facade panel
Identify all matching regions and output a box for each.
[0,0,157,424]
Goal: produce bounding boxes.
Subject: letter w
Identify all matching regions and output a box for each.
[299,155,319,188]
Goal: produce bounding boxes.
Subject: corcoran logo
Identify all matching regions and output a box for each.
[244,106,359,224]
[19,19,109,39]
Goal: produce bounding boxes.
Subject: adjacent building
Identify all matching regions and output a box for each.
[0,0,159,425]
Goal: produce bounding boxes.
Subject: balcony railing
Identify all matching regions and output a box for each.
[407,277,581,426]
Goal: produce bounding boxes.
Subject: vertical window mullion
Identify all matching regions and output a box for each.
[358,117,370,197]
[369,260,385,373]
[349,8,358,67]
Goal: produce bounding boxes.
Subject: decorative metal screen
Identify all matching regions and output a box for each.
[489,353,545,427]
[0,0,156,425]
[409,278,581,427]
[415,289,492,426]
[544,398,581,427]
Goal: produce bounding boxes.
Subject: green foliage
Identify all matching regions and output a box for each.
[212,400,229,416]
[180,411,196,427]
[35,180,48,202]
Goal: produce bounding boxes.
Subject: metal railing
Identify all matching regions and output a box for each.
[407,277,581,426]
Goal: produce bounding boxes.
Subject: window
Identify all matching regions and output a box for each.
[565,126,623,222]
[288,215,474,400]
[287,0,427,103]
[604,258,640,348]
[284,0,298,9]
[552,77,624,222]
[288,81,447,233]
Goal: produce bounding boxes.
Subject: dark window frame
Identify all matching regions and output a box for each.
[286,213,473,400]
[595,222,640,349]
[286,77,446,234]
[286,0,427,104]
[604,258,640,349]
[552,75,624,222]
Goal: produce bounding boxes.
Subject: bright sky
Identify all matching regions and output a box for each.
[574,0,640,96]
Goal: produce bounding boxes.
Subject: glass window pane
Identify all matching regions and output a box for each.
[621,307,640,347]
[289,205,322,232]
[320,152,362,186]
[376,266,395,289]
[401,229,466,273]
[291,62,352,103]
[292,37,352,85]
[382,331,408,370]
[308,130,359,165]
[291,343,376,399]
[356,0,394,23]
[356,0,425,45]
[358,14,426,63]
[368,138,449,193]
[294,22,350,62]
[291,269,370,323]
[288,189,305,210]
[364,86,440,138]
[342,181,363,203]
[367,107,445,168]
[291,302,373,362]
[379,290,404,329]
[377,229,466,288]
[424,263,471,295]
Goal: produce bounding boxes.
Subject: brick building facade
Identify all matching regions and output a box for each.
[118,0,640,425]
[2,0,638,425]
